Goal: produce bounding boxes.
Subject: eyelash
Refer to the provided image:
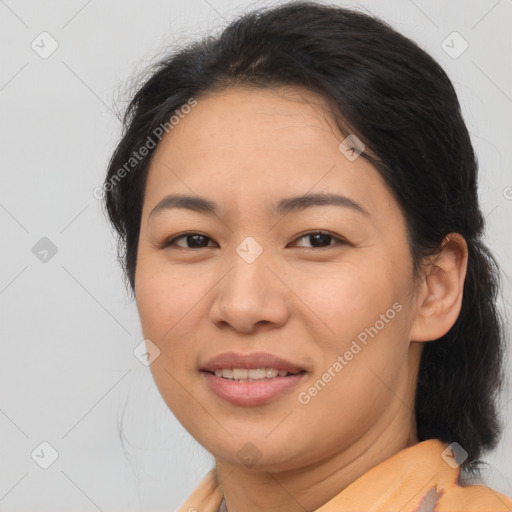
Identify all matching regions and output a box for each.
[160,230,348,250]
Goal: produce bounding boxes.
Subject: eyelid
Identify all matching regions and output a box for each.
[160,231,216,249]
[290,230,348,248]
[161,230,348,249]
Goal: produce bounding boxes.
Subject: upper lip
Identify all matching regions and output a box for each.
[200,352,306,374]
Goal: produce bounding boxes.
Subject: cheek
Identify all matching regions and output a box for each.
[301,258,412,392]
[134,252,217,377]
[294,261,401,339]
[134,256,202,414]
[135,252,198,334]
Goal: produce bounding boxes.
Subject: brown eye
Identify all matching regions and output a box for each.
[292,231,346,249]
[163,232,216,249]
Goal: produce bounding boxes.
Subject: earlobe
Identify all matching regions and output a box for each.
[410,233,468,342]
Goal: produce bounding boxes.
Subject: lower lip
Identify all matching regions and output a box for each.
[202,371,307,406]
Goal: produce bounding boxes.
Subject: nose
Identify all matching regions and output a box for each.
[209,250,290,334]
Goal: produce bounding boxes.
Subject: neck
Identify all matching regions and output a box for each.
[214,404,419,512]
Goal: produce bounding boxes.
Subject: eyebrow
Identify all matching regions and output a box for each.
[148,192,369,220]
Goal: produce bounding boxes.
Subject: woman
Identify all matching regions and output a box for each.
[103,2,512,511]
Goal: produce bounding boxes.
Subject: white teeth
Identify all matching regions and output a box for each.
[232,368,248,380]
[248,368,266,379]
[213,368,291,381]
[263,368,278,379]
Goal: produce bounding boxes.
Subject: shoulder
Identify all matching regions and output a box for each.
[435,481,512,511]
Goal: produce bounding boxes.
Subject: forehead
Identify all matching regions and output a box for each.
[153,85,341,159]
[142,86,399,224]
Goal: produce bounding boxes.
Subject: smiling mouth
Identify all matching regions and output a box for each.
[206,368,306,382]
[202,368,308,406]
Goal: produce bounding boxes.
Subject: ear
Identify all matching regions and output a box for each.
[410,233,468,342]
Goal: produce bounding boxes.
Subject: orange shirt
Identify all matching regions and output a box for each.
[177,439,512,511]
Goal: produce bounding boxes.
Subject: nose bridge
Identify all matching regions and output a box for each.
[225,233,270,291]
[225,237,274,308]
[209,235,289,332]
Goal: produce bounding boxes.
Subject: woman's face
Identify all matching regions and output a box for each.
[135,86,423,471]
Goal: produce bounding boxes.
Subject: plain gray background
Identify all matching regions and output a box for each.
[1,0,511,510]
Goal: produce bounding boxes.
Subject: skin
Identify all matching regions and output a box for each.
[134,86,468,512]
